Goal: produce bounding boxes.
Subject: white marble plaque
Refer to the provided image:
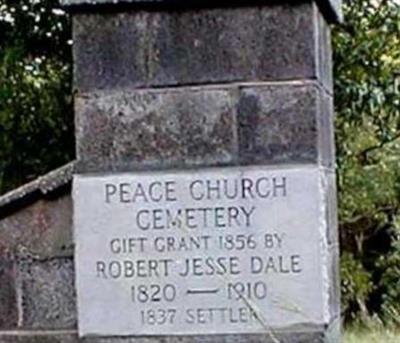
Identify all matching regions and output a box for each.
[74,165,330,337]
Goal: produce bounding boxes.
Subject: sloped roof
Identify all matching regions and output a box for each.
[0,162,75,215]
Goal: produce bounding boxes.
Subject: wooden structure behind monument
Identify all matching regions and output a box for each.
[0,0,342,342]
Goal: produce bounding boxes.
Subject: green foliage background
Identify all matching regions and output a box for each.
[334,0,400,325]
[0,0,73,193]
[0,0,399,327]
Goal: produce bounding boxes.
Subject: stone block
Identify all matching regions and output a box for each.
[0,194,73,259]
[75,87,238,173]
[76,82,336,173]
[325,317,341,343]
[72,3,319,92]
[318,93,335,169]
[0,330,337,343]
[84,330,330,343]
[0,258,18,329]
[325,170,339,245]
[18,258,77,329]
[0,333,77,343]
[238,83,334,167]
[316,8,333,93]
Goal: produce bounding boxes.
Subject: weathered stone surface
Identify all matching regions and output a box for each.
[0,327,340,343]
[238,83,333,167]
[0,258,18,328]
[0,194,73,259]
[73,3,321,92]
[316,10,333,92]
[238,84,317,164]
[76,82,335,173]
[325,317,341,343]
[325,170,338,245]
[0,162,74,210]
[75,87,238,173]
[75,166,329,336]
[0,334,77,343]
[84,329,333,343]
[318,93,335,168]
[18,258,76,329]
[328,244,341,320]
[62,0,342,24]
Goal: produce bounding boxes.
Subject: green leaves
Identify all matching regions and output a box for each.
[341,252,374,321]
[334,0,400,324]
[0,0,73,193]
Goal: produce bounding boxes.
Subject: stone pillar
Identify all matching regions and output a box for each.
[64,0,342,342]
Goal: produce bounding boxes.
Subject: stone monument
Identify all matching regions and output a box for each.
[1,0,343,342]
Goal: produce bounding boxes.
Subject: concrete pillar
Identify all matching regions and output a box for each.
[64,0,342,342]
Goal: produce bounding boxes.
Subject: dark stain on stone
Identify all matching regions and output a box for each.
[0,259,17,328]
[237,93,261,157]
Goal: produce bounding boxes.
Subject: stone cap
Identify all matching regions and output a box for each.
[0,162,74,213]
[60,0,343,23]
